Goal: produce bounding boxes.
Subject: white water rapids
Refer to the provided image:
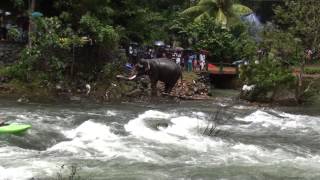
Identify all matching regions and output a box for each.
[0,101,319,179]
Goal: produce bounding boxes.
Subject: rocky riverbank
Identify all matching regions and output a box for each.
[240,76,320,105]
[0,72,212,103]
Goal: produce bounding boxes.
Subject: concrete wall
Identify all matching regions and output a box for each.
[0,42,24,65]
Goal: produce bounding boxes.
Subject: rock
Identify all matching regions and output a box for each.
[85,84,91,95]
[17,96,29,103]
[186,91,194,96]
[70,96,81,101]
[56,84,62,90]
[0,85,12,92]
[193,87,198,92]
[272,88,297,104]
[240,85,297,104]
[126,89,142,97]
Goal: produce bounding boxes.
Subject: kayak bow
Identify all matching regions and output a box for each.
[0,124,31,134]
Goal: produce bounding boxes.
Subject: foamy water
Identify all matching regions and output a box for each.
[0,101,320,179]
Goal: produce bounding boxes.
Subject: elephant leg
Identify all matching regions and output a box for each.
[164,83,174,94]
[151,80,158,96]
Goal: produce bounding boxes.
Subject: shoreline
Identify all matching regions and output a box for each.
[0,74,318,107]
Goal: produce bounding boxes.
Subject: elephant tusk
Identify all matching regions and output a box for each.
[128,75,137,80]
[147,62,150,71]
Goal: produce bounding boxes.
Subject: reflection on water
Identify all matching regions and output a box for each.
[0,99,320,179]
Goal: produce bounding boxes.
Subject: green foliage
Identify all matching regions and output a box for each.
[304,67,320,75]
[240,57,295,91]
[111,1,169,44]
[54,0,190,44]
[260,26,304,66]
[181,0,252,27]
[54,0,113,24]
[187,17,256,62]
[0,63,29,82]
[11,17,83,82]
[79,14,118,47]
[7,27,21,41]
[10,0,25,9]
[55,0,119,46]
[169,16,189,36]
[31,17,83,49]
[101,63,120,82]
[100,49,127,83]
[230,23,257,60]
[274,0,320,49]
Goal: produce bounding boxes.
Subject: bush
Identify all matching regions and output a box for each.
[100,51,127,83]
[7,27,21,41]
[304,67,320,75]
[79,14,118,48]
[240,57,295,91]
[14,17,85,82]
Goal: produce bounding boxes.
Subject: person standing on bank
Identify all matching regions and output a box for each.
[176,51,182,66]
[199,51,206,71]
[188,54,193,72]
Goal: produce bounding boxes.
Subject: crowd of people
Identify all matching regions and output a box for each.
[127,43,207,72]
[171,50,207,72]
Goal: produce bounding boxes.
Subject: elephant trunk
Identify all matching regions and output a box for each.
[128,67,138,80]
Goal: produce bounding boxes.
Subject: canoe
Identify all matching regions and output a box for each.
[0,124,31,134]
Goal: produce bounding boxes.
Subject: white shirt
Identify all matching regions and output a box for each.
[200,54,206,62]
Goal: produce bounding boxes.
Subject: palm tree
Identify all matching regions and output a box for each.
[181,0,252,27]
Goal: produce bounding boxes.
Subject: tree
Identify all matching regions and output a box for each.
[181,0,252,27]
[187,17,256,62]
[274,0,320,50]
[273,0,320,102]
[54,0,118,47]
[28,0,36,47]
[109,0,190,44]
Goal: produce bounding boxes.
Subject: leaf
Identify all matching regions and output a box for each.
[215,9,227,27]
[198,0,216,6]
[195,12,210,22]
[231,4,252,16]
[181,5,207,17]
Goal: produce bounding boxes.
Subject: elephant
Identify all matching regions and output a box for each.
[128,58,182,96]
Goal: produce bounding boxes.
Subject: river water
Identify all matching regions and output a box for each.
[0,97,320,180]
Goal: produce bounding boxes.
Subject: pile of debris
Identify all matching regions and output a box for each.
[162,80,210,100]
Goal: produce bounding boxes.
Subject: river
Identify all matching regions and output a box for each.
[0,97,320,180]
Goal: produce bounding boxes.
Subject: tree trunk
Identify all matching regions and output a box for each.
[28,0,36,48]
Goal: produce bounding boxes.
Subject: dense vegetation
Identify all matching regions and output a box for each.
[1,0,319,102]
[240,0,320,102]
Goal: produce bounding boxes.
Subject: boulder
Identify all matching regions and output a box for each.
[240,85,297,104]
